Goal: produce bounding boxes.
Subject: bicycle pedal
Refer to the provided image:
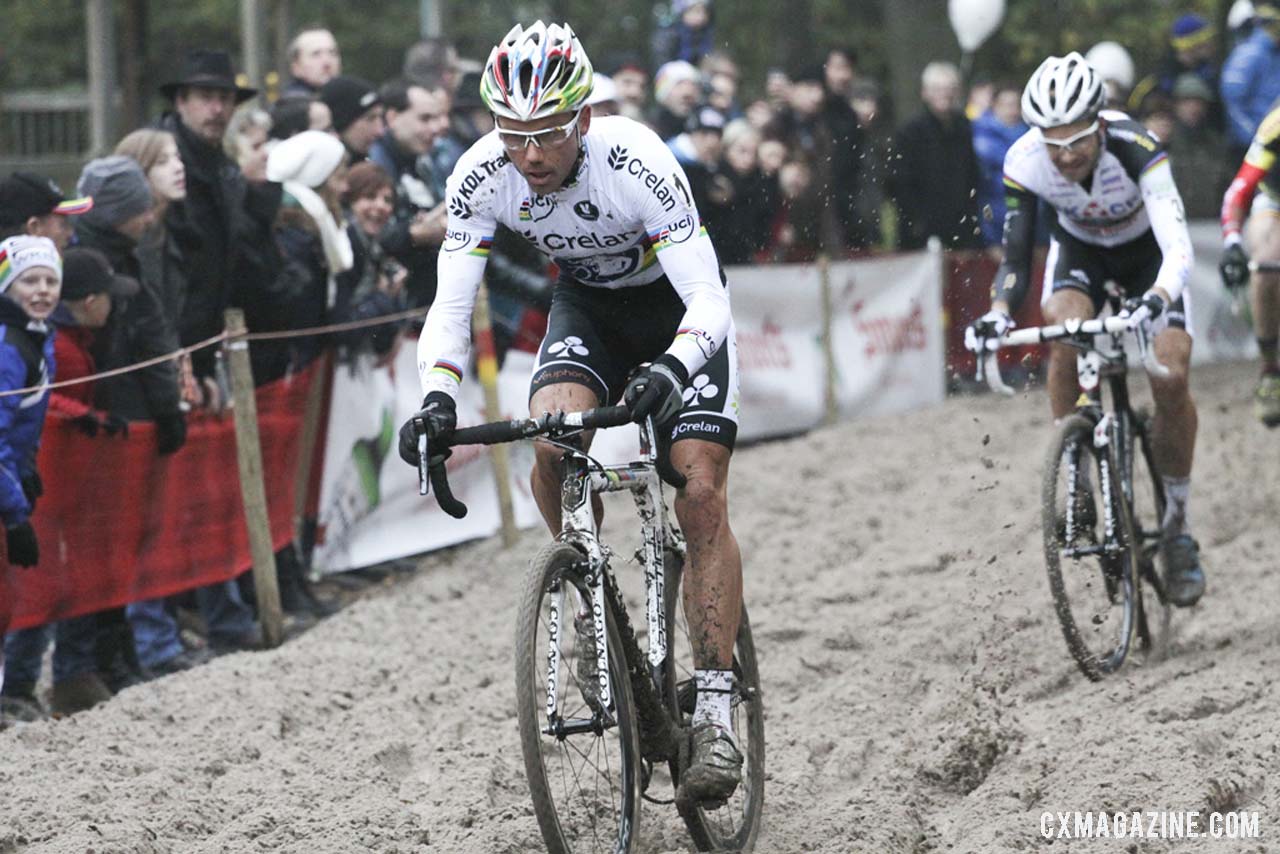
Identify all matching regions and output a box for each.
[677,680,697,717]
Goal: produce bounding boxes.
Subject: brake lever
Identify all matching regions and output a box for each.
[1134,322,1171,379]
[983,351,1015,396]
[416,420,430,496]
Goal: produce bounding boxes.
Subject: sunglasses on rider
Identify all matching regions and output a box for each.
[1039,120,1101,154]
[497,110,583,152]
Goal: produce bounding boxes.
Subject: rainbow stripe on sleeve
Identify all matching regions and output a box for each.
[648,222,708,252]
[0,249,9,283]
[1002,174,1030,193]
[430,360,464,384]
[1141,152,1169,177]
[469,237,493,258]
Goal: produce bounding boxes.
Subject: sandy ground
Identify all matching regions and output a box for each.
[1,359,1276,854]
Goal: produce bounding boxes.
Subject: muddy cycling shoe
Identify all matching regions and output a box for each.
[1161,534,1206,607]
[1255,373,1280,428]
[573,613,603,712]
[680,722,743,807]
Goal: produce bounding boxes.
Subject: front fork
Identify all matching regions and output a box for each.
[553,455,614,722]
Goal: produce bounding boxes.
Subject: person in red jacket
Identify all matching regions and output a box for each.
[2,248,136,720]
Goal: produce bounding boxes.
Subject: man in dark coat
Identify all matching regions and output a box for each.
[156,49,279,381]
[889,61,983,250]
[775,66,868,252]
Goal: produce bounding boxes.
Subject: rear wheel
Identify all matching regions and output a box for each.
[662,549,765,851]
[1041,414,1138,680]
[515,542,642,854]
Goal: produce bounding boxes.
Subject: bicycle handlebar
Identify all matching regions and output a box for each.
[1248,259,1280,273]
[976,311,1169,396]
[445,404,633,448]
[416,405,639,519]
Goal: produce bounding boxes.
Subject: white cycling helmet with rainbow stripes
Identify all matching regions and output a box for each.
[480,21,595,121]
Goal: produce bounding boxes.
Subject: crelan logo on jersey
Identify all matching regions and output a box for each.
[540,230,638,251]
[621,157,678,213]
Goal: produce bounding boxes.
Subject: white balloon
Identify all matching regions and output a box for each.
[948,0,1007,53]
[1085,41,1135,90]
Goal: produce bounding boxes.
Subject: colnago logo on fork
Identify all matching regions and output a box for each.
[590,572,612,709]
[546,590,563,720]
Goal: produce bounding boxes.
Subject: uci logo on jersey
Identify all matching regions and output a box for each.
[442,229,474,252]
[663,213,698,245]
[519,195,556,222]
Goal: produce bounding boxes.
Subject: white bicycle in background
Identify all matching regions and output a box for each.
[974,303,1173,680]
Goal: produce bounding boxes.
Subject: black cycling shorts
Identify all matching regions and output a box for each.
[1042,226,1192,335]
[530,277,739,450]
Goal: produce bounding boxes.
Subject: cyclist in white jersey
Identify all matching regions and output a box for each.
[397,21,744,804]
[965,53,1207,606]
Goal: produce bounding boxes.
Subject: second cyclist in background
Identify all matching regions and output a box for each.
[965,53,1206,606]
[1218,100,1280,427]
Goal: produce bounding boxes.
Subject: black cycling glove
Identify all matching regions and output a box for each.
[1123,292,1165,321]
[398,392,457,466]
[623,356,687,425]
[1220,242,1250,291]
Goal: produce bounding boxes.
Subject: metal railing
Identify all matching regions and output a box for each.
[0,90,93,187]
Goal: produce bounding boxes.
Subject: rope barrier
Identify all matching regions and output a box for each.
[0,305,429,399]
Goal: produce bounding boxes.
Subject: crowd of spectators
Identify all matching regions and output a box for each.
[3,3,1276,722]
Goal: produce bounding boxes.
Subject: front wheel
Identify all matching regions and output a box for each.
[515,542,642,854]
[663,550,765,851]
[1042,414,1138,680]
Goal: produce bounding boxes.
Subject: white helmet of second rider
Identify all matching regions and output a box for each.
[1020,52,1105,129]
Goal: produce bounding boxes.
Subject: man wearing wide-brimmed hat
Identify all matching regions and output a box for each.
[159,49,258,147]
[155,49,280,386]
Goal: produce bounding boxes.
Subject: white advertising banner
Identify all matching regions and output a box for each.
[313,341,544,574]
[728,262,828,441]
[313,345,641,574]
[315,251,946,571]
[827,251,947,418]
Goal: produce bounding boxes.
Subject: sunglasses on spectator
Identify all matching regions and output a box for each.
[1039,120,1100,154]
[497,111,582,152]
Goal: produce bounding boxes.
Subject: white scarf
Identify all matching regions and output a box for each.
[284,181,354,308]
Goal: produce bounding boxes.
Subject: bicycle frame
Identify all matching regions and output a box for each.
[1062,338,1135,563]
[545,415,686,741]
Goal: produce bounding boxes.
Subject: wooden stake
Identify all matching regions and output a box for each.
[819,253,838,425]
[223,309,284,648]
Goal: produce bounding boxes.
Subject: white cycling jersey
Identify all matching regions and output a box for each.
[1000,111,1193,301]
[417,115,730,398]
